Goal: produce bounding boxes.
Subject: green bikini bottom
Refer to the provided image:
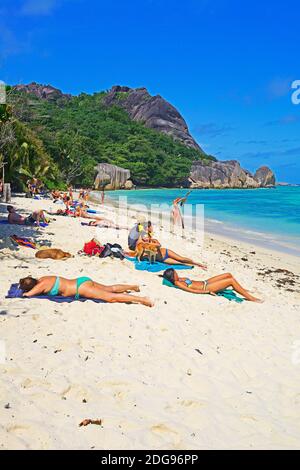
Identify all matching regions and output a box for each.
[48,276,92,300]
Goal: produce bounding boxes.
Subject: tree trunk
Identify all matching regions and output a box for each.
[3,183,11,202]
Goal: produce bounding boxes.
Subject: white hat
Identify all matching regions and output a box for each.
[136,214,146,224]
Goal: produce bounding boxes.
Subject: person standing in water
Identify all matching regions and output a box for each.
[172,191,191,230]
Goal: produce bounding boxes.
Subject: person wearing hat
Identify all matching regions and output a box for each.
[128,215,148,251]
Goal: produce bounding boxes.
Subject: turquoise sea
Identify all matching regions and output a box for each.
[95,186,300,256]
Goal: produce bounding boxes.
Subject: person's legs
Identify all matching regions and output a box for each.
[93,282,140,293]
[32,210,46,224]
[161,248,205,268]
[79,282,153,306]
[87,218,126,229]
[206,276,262,302]
[205,273,232,283]
[98,219,128,230]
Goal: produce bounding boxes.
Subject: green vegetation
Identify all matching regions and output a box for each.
[0,100,59,191]
[2,87,214,190]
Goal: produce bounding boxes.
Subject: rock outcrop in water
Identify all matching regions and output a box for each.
[254,166,276,187]
[102,85,203,152]
[94,163,132,190]
[189,160,275,189]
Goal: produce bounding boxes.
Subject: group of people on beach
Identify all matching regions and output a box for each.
[8,188,263,306]
[51,187,126,229]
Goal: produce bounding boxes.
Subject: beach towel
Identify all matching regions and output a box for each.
[86,209,102,214]
[162,278,244,302]
[83,239,104,256]
[126,257,194,273]
[6,284,106,304]
[10,235,37,249]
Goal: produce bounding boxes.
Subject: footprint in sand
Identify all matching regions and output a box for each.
[150,424,181,447]
[60,384,89,400]
[165,399,206,412]
[113,390,128,401]
[21,377,51,390]
[178,399,206,409]
[6,424,30,437]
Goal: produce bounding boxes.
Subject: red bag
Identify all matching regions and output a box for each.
[83,239,104,256]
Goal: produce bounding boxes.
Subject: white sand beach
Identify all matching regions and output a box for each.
[0,195,300,450]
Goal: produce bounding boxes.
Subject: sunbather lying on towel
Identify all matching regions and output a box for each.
[75,206,127,229]
[19,276,154,307]
[7,205,47,226]
[161,269,263,302]
[87,220,128,230]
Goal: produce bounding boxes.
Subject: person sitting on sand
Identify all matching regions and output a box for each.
[7,205,47,226]
[162,268,263,302]
[51,189,62,203]
[128,216,207,269]
[19,276,154,307]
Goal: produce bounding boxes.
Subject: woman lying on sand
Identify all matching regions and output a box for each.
[74,206,127,229]
[19,276,154,307]
[87,220,128,230]
[162,269,263,302]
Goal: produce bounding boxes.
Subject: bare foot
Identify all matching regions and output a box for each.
[194,262,207,269]
[142,297,154,307]
[252,298,264,303]
[125,286,140,293]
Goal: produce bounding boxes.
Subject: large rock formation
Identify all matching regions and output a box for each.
[254,166,276,187]
[102,85,203,152]
[13,82,276,189]
[189,160,275,189]
[94,163,132,190]
[14,82,71,102]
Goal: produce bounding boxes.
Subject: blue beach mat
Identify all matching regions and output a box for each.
[0,220,48,227]
[86,209,102,214]
[126,257,194,273]
[162,278,244,302]
[6,284,106,304]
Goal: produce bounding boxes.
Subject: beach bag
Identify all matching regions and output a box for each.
[100,243,125,260]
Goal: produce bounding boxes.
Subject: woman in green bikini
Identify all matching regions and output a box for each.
[19,276,154,307]
[162,268,263,302]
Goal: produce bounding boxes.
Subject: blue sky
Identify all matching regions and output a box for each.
[1,0,300,183]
